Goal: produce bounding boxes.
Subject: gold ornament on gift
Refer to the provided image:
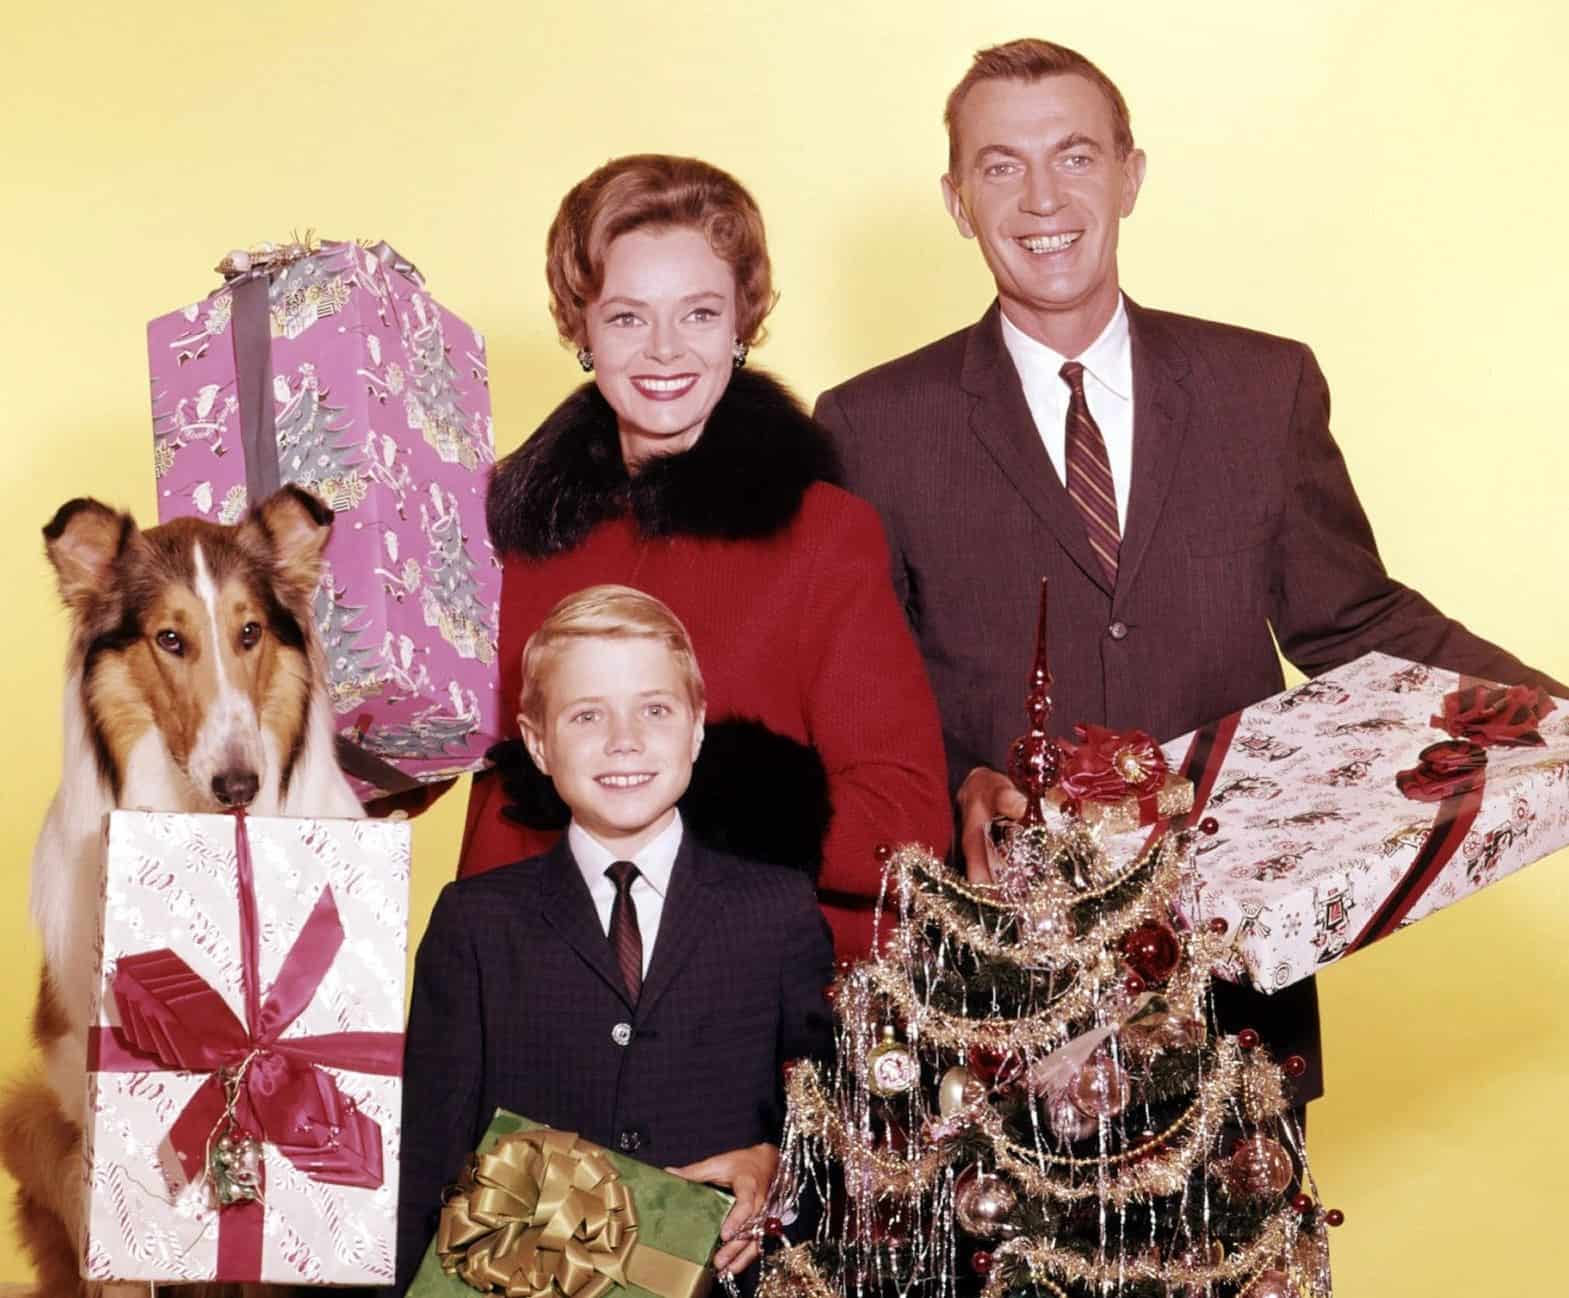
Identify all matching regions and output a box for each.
[436,1129,710,1298]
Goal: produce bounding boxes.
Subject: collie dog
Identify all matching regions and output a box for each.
[0,485,364,1297]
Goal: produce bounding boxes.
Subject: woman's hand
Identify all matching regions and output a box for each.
[667,1142,779,1276]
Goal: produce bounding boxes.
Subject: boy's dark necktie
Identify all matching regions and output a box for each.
[606,860,643,1002]
[1060,360,1120,584]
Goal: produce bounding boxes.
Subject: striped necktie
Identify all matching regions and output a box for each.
[1060,360,1120,584]
[605,860,643,1002]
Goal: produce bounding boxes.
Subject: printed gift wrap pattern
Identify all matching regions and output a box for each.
[147,240,501,794]
[81,810,411,1284]
[1160,653,1569,993]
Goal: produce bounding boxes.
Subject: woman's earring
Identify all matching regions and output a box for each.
[576,347,594,372]
[732,340,749,369]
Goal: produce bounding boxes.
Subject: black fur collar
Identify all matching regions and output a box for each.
[487,368,841,557]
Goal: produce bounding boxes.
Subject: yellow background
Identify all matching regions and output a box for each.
[3,1,1566,1291]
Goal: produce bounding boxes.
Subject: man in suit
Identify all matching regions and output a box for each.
[397,586,833,1292]
[815,38,1562,1105]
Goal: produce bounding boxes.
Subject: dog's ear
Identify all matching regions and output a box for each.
[43,499,136,613]
[241,486,334,600]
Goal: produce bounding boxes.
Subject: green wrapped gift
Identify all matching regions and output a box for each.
[407,1111,734,1298]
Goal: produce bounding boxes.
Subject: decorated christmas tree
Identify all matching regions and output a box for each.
[418,483,498,664]
[275,361,368,512]
[758,582,1339,1298]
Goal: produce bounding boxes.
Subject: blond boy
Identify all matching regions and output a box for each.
[398,586,833,1290]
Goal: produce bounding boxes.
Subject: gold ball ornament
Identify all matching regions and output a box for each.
[938,1065,988,1118]
[1226,1135,1294,1198]
[952,1166,1019,1238]
[867,1026,920,1098]
[1114,746,1151,784]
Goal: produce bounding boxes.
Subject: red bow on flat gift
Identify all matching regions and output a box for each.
[1058,724,1169,802]
[1433,683,1556,747]
[88,812,401,1278]
[1396,739,1489,802]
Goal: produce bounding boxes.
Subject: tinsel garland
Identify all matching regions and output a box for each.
[887,834,1183,971]
[984,1206,1306,1297]
[781,1035,1286,1208]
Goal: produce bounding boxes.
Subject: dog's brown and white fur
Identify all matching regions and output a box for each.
[0,486,363,1297]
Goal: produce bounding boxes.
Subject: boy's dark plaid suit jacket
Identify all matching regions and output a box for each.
[395,832,835,1292]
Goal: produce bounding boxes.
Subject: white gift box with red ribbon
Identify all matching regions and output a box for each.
[80,810,410,1284]
[1157,652,1569,993]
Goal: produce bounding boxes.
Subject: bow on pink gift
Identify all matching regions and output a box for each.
[88,812,401,1278]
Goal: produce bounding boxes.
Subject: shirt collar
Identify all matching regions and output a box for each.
[568,811,683,898]
[999,294,1132,401]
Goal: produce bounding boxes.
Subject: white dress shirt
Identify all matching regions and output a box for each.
[568,812,683,977]
[1000,295,1135,533]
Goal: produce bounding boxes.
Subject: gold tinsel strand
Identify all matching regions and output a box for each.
[981,1206,1305,1296]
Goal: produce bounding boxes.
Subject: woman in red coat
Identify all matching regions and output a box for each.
[459,154,951,959]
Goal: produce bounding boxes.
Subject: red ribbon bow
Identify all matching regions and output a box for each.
[88,811,402,1278]
[1396,739,1489,803]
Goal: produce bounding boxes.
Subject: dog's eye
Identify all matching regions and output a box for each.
[239,621,263,649]
[155,629,184,656]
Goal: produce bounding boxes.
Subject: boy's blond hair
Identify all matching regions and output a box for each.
[518,584,706,728]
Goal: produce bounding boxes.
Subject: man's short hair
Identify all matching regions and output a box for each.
[544,153,775,349]
[518,584,706,728]
[944,38,1135,173]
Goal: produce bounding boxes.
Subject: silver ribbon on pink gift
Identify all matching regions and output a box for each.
[223,239,428,796]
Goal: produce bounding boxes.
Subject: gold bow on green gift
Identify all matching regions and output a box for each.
[437,1129,711,1298]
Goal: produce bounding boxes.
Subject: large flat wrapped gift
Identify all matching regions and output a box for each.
[409,1110,733,1298]
[1160,652,1568,993]
[147,238,501,797]
[81,809,410,1285]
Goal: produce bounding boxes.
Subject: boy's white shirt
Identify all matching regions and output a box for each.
[568,811,683,976]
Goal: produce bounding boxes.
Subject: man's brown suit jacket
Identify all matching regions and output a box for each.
[816,298,1559,1102]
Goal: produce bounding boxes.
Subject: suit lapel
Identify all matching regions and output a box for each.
[534,837,634,1007]
[1118,300,1194,596]
[636,835,720,1021]
[960,303,1112,595]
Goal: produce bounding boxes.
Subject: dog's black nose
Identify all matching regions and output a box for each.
[212,770,260,807]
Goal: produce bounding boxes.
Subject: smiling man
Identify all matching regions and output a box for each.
[814,37,1563,1107]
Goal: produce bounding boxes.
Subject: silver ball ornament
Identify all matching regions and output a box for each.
[952,1167,1019,1238]
[1068,1052,1131,1119]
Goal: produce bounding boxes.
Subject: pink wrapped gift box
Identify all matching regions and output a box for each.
[1158,652,1569,993]
[147,239,501,796]
[81,810,410,1285]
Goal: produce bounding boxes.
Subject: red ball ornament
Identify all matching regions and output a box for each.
[1207,916,1230,936]
[1237,1028,1261,1050]
[1283,1054,1307,1078]
[1199,816,1220,835]
[875,843,894,862]
[967,1044,1023,1089]
[1119,920,1182,984]
[1325,1208,1345,1228]
[1123,972,1146,997]
[1292,1192,1314,1214]
[970,1250,994,1277]
[763,1216,785,1238]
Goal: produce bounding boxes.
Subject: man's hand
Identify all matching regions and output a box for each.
[667,1142,779,1276]
[958,766,1028,883]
